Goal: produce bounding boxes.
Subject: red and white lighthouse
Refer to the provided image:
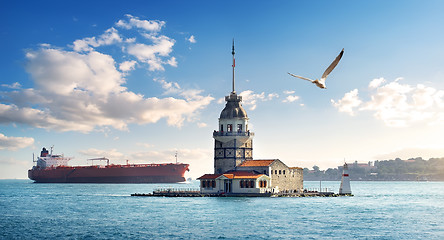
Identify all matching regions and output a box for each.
[339,163,352,195]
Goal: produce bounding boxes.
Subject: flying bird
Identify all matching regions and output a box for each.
[288,48,344,89]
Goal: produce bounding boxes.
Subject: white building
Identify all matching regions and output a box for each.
[198,171,271,194]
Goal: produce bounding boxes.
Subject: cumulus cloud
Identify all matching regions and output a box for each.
[282,90,300,103]
[0,15,213,133]
[73,27,122,52]
[187,35,196,43]
[239,90,278,110]
[127,34,176,71]
[283,95,300,103]
[119,60,137,72]
[331,89,362,115]
[368,77,385,89]
[0,133,34,151]
[332,77,444,127]
[116,14,165,32]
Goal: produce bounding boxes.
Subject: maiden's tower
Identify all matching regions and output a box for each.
[198,42,303,195]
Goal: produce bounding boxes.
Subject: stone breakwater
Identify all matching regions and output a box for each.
[131,188,352,197]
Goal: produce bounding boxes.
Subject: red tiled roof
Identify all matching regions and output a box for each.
[197,174,221,180]
[220,171,266,179]
[238,160,275,167]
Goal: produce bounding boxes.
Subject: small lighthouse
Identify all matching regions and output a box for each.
[339,163,352,195]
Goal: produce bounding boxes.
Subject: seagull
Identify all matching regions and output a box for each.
[288,48,344,89]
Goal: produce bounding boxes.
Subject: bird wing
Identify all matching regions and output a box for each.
[321,48,344,80]
[288,72,315,83]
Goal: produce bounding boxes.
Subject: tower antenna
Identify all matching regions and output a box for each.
[232,39,235,93]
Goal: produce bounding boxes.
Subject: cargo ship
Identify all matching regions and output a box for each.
[28,147,189,183]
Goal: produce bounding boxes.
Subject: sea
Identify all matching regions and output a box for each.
[1,180,443,240]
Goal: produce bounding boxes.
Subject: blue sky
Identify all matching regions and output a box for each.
[1,0,444,179]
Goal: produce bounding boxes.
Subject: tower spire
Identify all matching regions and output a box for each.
[232,39,235,93]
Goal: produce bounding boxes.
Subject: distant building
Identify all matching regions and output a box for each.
[198,43,303,194]
[339,161,375,171]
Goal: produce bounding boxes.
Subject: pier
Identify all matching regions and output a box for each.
[131,188,349,197]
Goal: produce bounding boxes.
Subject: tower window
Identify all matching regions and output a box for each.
[237,124,242,132]
[227,124,233,132]
[220,124,223,132]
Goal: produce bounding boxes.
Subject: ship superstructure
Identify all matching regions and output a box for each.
[34,146,73,169]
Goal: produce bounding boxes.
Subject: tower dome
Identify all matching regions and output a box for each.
[220,92,248,119]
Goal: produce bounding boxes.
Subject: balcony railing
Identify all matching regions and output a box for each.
[213,131,254,137]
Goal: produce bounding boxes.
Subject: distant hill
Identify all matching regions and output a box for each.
[304,157,444,181]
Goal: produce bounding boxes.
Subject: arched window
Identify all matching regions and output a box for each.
[212,180,216,188]
[227,124,233,132]
[264,181,267,188]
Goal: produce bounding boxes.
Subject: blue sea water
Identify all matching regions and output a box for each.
[0,180,443,239]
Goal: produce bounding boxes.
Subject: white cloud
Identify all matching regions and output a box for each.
[0,133,34,151]
[187,35,196,43]
[116,14,165,32]
[1,82,21,89]
[283,95,300,103]
[239,90,278,110]
[368,77,385,89]
[119,60,137,72]
[70,15,175,72]
[153,78,182,95]
[72,27,122,52]
[283,90,295,95]
[26,48,125,97]
[331,89,362,116]
[127,35,176,71]
[332,78,444,127]
[0,15,213,132]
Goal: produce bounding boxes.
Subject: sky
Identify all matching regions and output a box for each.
[1,0,444,179]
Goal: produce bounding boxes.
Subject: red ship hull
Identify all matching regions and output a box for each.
[28,163,189,183]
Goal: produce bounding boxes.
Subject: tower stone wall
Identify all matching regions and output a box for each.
[213,92,254,174]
